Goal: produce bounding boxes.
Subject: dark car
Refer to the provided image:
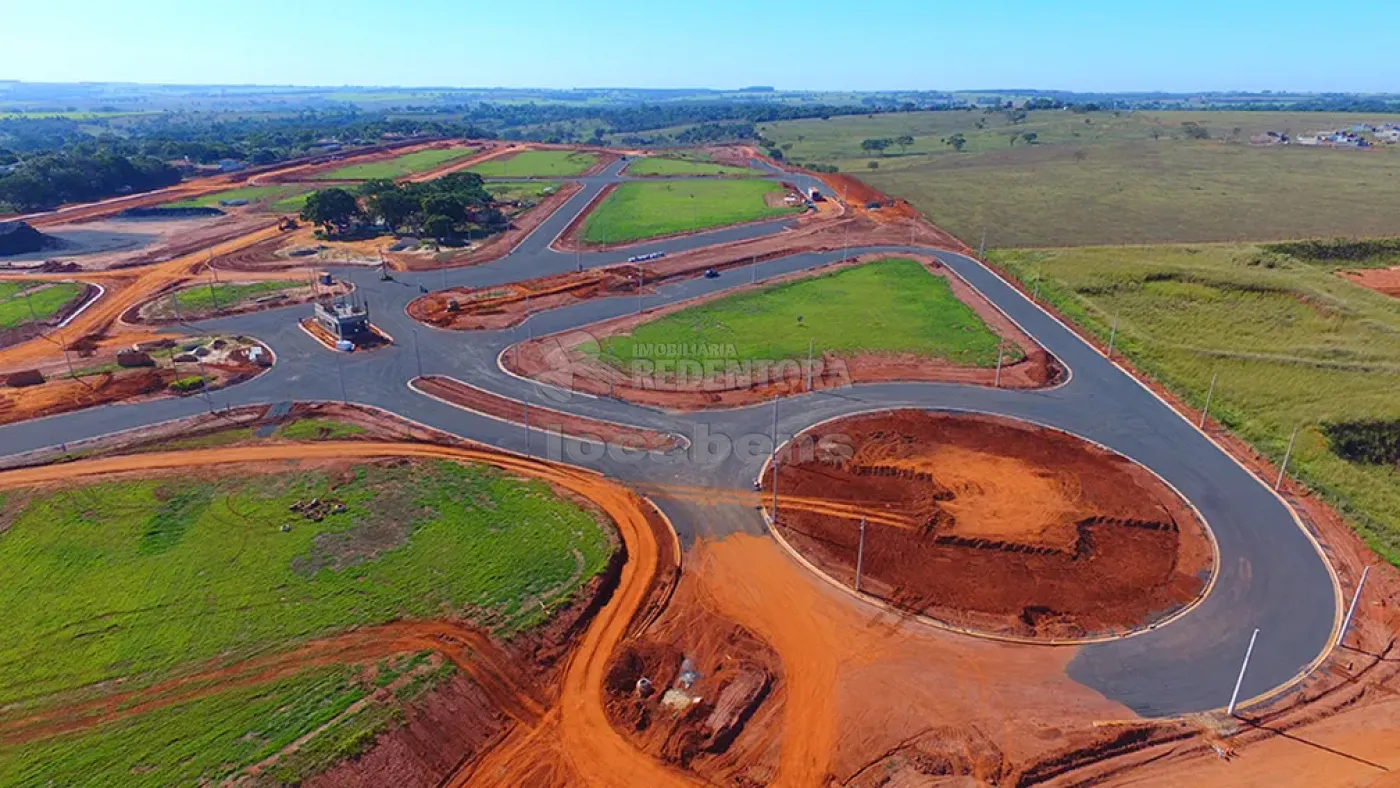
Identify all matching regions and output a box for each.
[704,268,720,279]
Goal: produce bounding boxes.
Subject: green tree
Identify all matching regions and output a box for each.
[1021,132,1039,145]
[860,138,891,156]
[299,188,360,234]
[367,187,419,232]
[895,134,915,153]
[422,214,455,241]
[945,133,967,152]
[867,160,879,169]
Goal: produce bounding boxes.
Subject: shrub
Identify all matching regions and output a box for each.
[1322,420,1400,466]
[168,376,206,393]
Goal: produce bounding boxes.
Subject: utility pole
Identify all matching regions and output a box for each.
[1032,271,1042,302]
[770,396,779,524]
[636,266,644,314]
[208,276,220,311]
[806,338,814,392]
[411,327,423,378]
[855,516,867,593]
[335,346,348,405]
[994,337,1005,388]
[1200,373,1218,429]
[195,357,214,412]
[523,393,531,458]
[1276,426,1299,491]
[1337,566,1370,648]
[1107,315,1119,360]
[978,227,987,258]
[1227,628,1261,717]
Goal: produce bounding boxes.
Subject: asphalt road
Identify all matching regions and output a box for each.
[0,160,1338,718]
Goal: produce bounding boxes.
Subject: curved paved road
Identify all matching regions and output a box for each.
[0,160,1338,718]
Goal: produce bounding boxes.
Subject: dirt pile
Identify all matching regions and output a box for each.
[602,569,782,785]
[0,220,61,257]
[767,410,1214,639]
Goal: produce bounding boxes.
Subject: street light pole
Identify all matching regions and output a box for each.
[1200,373,1218,429]
[855,516,867,593]
[994,337,1005,388]
[411,327,423,378]
[1227,628,1261,717]
[1337,566,1370,648]
[1276,426,1299,490]
[770,396,780,524]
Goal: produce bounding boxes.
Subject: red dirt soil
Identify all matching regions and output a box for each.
[1340,265,1400,299]
[413,374,684,451]
[494,255,1061,411]
[767,409,1214,639]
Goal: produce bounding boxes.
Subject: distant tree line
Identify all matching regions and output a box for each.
[0,151,180,212]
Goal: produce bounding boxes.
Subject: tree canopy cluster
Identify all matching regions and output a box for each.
[299,172,506,241]
[0,151,180,212]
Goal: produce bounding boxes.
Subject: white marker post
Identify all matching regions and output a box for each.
[1200,373,1218,429]
[855,516,867,593]
[1276,426,1299,491]
[1337,566,1370,648]
[1228,628,1260,717]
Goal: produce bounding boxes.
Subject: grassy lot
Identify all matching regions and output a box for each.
[468,150,597,177]
[988,244,1400,565]
[270,190,313,213]
[760,110,1400,247]
[0,460,612,711]
[487,180,563,203]
[581,179,799,244]
[311,147,479,180]
[626,156,756,177]
[594,258,1009,369]
[161,280,302,316]
[0,658,451,787]
[0,282,85,330]
[159,185,296,210]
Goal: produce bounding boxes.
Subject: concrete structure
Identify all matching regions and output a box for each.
[313,297,370,340]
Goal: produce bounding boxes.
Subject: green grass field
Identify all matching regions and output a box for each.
[760,110,1400,247]
[625,157,756,177]
[174,280,301,313]
[0,459,612,781]
[0,282,85,330]
[581,179,799,244]
[594,258,1008,369]
[270,190,313,213]
[158,185,297,210]
[310,147,479,180]
[487,180,563,203]
[468,150,598,177]
[988,244,1400,565]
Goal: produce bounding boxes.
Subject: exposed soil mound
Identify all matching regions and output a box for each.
[0,220,62,257]
[766,410,1214,639]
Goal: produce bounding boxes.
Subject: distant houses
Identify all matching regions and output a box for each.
[1255,122,1399,148]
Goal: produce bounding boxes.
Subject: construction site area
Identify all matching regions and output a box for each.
[0,136,1396,788]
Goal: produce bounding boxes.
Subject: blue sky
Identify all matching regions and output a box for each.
[2,0,1396,92]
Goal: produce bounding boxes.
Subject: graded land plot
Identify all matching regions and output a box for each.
[580,179,800,244]
[269,190,313,213]
[0,459,613,783]
[310,147,480,181]
[760,109,1400,247]
[141,279,308,321]
[595,257,1009,369]
[768,410,1212,639]
[468,149,598,177]
[158,185,300,210]
[0,281,85,330]
[988,242,1400,565]
[625,156,756,177]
